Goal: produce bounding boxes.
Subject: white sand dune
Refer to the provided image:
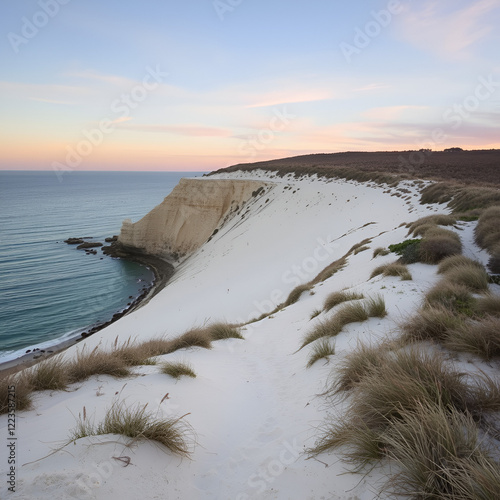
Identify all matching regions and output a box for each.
[1,171,497,499]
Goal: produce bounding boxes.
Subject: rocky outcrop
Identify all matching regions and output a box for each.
[117,178,271,261]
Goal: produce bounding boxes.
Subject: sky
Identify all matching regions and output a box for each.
[1,0,499,172]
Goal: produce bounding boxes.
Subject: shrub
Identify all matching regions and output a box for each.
[307,339,335,368]
[68,346,131,383]
[207,323,244,340]
[284,284,312,306]
[323,290,364,312]
[388,239,421,255]
[437,255,485,274]
[25,356,69,391]
[0,373,33,415]
[419,234,462,264]
[444,264,490,292]
[424,281,476,317]
[70,402,192,457]
[401,305,463,343]
[373,247,389,257]
[446,317,500,360]
[161,361,196,379]
[370,262,412,280]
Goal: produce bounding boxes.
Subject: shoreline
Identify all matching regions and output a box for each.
[0,249,175,378]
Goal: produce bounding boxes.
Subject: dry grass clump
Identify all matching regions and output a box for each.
[161,361,196,379]
[419,229,462,264]
[384,402,500,499]
[323,290,364,312]
[311,256,348,284]
[25,356,69,391]
[70,402,192,457]
[112,339,157,366]
[207,323,244,340]
[301,317,343,348]
[166,328,213,353]
[284,284,312,306]
[424,281,476,317]
[443,264,490,292]
[331,343,389,394]
[309,347,500,485]
[446,317,500,360]
[370,262,412,280]
[437,254,485,274]
[301,296,387,349]
[365,295,388,318]
[68,346,131,383]
[475,294,500,317]
[401,305,464,343]
[0,373,33,415]
[475,207,500,249]
[407,214,456,236]
[373,247,389,257]
[306,339,335,368]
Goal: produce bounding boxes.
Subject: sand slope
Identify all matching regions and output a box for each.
[1,171,496,499]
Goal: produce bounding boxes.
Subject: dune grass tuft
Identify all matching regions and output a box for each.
[0,373,33,415]
[161,361,197,379]
[437,255,485,274]
[370,262,412,280]
[384,402,500,499]
[284,284,312,306]
[166,328,213,353]
[424,281,476,317]
[331,343,389,394]
[207,323,244,340]
[25,356,69,391]
[302,296,387,349]
[407,214,456,236]
[365,295,387,318]
[401,305,464,343]
[373,247,389,258]
[68,346,131,383]
[70,402,192,457]
[419,229,462,264]
[309,309,322,320]
[446,317,500,360]
[323,290,364,312]
[307,339,335,368]
[475,294,500,317]
[443,264,490,292]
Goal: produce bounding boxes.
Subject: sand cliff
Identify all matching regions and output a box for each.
[118,178,271,261]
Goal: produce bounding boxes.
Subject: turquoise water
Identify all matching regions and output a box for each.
[0,170,204,361]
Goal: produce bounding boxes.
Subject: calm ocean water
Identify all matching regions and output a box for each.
[0,170,204,362]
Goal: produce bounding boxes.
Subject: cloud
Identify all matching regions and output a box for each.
[397,0,500,58]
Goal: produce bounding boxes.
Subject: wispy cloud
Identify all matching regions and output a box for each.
[398,0,500,59]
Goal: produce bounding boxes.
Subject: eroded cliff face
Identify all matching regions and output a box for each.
[118,178,271,261]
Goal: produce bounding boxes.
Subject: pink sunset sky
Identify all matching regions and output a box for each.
[1,0,499,172]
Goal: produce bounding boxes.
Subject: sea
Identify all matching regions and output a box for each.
[0,170,205,362]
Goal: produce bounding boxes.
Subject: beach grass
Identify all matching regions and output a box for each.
[161,361,197,379]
